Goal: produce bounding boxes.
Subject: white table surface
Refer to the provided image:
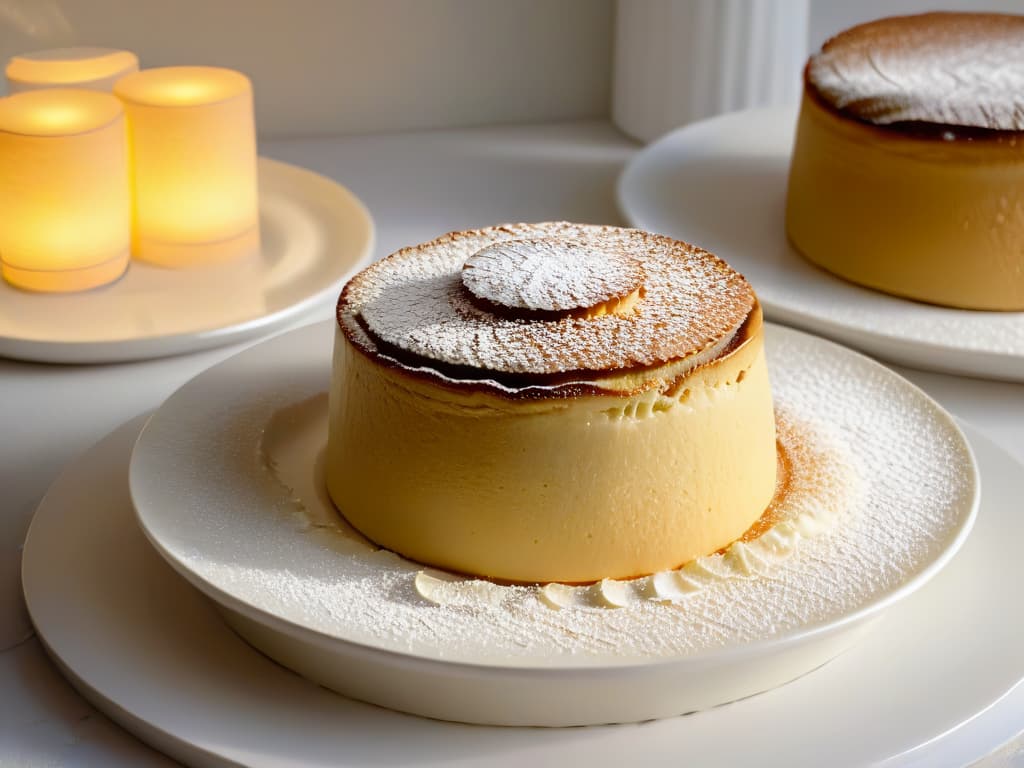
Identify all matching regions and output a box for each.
[1,120,1021,767]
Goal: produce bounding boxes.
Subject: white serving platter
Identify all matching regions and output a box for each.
[21,413,1024,766]
[127,320,977,726]
[617,106,1024,382]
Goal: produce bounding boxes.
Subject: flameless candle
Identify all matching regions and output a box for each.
[114,66,259,266]
[0,89,130,292]
[6,48,139,93]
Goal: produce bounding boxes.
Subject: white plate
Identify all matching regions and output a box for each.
[617,106,1024,382]
[22,414,1024,766]
[0,157,375,364]
[127,320,977,726]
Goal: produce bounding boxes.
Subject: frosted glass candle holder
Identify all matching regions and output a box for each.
[114,66,259,267]
[0,89,131,293]
[6,48,139,93]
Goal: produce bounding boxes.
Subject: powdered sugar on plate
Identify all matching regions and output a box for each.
[130,322,977,666]
[262,396,856,612]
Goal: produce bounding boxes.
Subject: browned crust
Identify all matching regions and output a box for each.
[338,300,761,402]
[804,11,1024,143]
[336,224,759,400]
[460,281,644,322]
[803,73,1024,144]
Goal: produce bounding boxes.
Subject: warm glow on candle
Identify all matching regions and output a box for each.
[6,48,138,93]
[114,66,259,266]
[0,89,131,292]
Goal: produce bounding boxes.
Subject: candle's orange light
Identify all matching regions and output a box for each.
[0,89,131,292]
[117,67,243,106]
[114,66,259,266]
[6,48,138,93]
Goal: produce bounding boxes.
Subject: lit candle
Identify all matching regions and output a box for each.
[114,66,259,266]
[6,48,139,93]
[0,89,130,292]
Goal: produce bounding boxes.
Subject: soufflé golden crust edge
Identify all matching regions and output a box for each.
[327,222,777,583]
[803,12,1024,139]
[787,12,1024,311]
[336,223,759,400]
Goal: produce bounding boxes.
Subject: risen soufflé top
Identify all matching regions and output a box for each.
[337,222,756,392]
[806,12,1024,133]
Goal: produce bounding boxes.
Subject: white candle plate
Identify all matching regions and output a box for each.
[0,157,374,363]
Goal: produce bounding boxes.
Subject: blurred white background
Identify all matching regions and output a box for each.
[0,0,1022,137]
[0,0,612,136]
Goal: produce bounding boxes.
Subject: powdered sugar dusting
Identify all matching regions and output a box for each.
[462,238,643,313]
[159,325,979,665]
[809,12,1024,131]
[339,222,754,375]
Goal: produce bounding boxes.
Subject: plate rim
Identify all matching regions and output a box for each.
[0,156,376,364]
[128,319,980,675]
[20,414,1024,764]
[616,105,1024,381]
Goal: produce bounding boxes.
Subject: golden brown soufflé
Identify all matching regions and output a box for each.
[787,12,1024,310]
[327,222,777,583]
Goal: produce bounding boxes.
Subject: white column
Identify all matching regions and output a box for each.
[613,0,809,142]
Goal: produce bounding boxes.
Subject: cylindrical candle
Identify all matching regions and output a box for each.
[6,48,139,93]
[0,89,130,292]
[114,66,259,266]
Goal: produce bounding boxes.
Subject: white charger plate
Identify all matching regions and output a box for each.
[617,106,1024,382]
[127,320,977,726]
[0,157,375,364]
[21,413,1024,766]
